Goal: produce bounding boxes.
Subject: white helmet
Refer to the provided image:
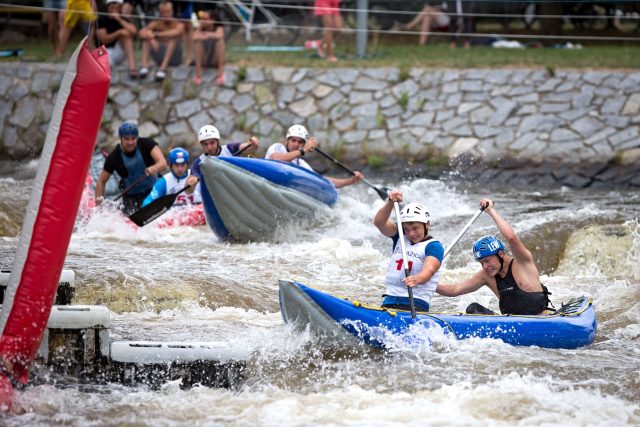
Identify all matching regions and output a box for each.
[400,203,430,224]
[198,125,220,142]
[286,125,308,142]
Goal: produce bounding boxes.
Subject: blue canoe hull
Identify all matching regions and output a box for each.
[200,157,337,242]
[278,280,597,349]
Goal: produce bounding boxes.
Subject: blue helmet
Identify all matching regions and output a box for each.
[473,235,505,261]
[168,147,189,165]
[118,122,138,138]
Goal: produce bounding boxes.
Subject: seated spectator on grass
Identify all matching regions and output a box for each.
[139,0,184,82]
[397,3,450,45]
[57,0,96,57]
[192,9,225,86]
[97,0,138,78]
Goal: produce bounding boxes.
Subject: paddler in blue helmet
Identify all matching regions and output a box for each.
[142,147,201,207]
[95,121,167,215]
[436,198,552,315]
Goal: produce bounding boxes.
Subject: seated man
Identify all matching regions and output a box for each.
[97,0,138,78]
[139,0,184,81]
[436,199,553,315]
[265,124,364,189]
[142,147,201,207]
[192,9,225,86]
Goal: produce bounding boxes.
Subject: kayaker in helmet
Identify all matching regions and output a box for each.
[436,198,552,315]
[373,189,445,312]
[142,147,201,207]
[264,124,364,189]
[185,124,259,190]
[95,121,167,215]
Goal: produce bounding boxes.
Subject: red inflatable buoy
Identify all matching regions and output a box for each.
[0,38,110,409]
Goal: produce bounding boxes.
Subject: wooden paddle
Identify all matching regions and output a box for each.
[393,201,417,319]
[314,147,389,200]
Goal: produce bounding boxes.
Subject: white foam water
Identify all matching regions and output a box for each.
[1,174,639,425]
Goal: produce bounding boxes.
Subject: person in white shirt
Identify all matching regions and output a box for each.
[265,124,364,189]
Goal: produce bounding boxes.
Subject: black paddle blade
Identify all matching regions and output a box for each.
[128,192,180,227]
[374,186,389,200]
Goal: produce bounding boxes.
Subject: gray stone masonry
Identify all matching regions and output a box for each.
[1,63,639,188]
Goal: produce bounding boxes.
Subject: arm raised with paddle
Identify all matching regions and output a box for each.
[436,199,552,316]
[374,190,445,318]
[265,125,378,191]
[314,146,388,199]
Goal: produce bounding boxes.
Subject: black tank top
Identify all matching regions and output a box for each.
[496,260,550,315]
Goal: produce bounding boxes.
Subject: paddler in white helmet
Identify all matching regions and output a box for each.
[373,189,444,312]
[185,124,259,190]
[264,124,364,189]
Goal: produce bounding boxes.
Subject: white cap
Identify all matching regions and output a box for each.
[198,125,220,142]
[106,0,123,4]
[286,125,308,142]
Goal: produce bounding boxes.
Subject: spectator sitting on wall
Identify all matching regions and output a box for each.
[97,0,138,78]
[139,0,184,82]
[192,9,225,86]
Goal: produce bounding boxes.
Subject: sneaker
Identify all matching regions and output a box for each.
[155,69,166,82]
[139,67,149,78]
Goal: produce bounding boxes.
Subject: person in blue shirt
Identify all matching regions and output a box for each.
[373,189,444,312]
[142,147,201,207]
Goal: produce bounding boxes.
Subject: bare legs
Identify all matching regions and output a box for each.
[319,13,342,62]
[193,38,225,85]
[403,5,442,45]
[120,34,137,73]
[46,10,64,53]
[141,38,177,72]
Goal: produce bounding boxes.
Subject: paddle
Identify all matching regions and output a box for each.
[128,143,253,227]
[129,184,193,227]
[114,174,148,201]
[314,147,389,200]
[443,205,486,260]
[393,201,417,319]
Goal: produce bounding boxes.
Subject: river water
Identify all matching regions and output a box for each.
[1,159,639,426]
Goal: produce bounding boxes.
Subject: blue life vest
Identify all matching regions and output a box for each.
[120,146,156,195]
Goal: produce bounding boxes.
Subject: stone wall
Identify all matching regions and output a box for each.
[1,63,639,188]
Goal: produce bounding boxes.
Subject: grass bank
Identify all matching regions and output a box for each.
[2,35,639,69]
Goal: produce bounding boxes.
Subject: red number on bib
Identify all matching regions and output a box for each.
[395,259,413,272]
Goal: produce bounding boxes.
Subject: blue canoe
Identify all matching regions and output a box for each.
[200,156,337,242]
[278,280,597,349]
